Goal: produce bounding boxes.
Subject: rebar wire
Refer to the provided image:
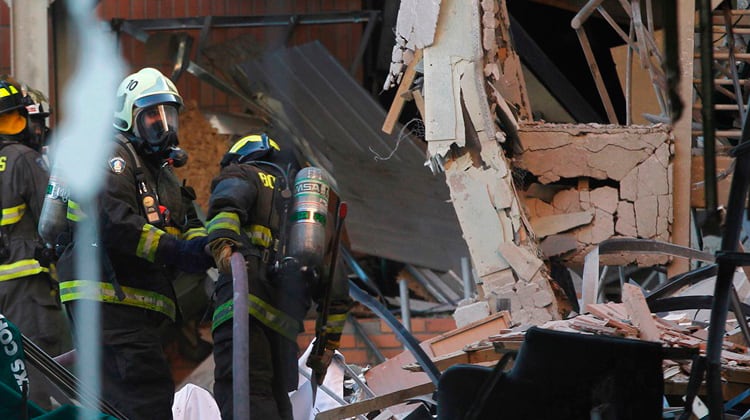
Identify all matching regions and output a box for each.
[369,118,424,161]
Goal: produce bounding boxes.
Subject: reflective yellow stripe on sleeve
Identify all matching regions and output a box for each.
[136,224,165,262]
[1,203,26,226]
[245,224,272,248]
[66,200,85,222]
[212,294,301,342]
[59,280,176,321]
[0,259,49,281]
[325,313,347,334]
[182,227,207,240]
[206,212,240,235]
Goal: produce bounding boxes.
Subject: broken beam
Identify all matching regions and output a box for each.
[382,49,423,134]
[402,345,500,373]
[315,382,435,420]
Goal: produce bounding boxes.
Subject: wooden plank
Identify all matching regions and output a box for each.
[621,283,661,342]
[315,382,436,420]
[530,210,594,238]
[382,49,423,134]
[402,345,500,373]
[668,0,695,278]
[429,311,511,356]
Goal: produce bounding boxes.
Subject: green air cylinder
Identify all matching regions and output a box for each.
[288,167,330,268]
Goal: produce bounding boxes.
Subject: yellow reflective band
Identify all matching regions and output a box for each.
[212,294,301,341]
[1,203,25,226]
[245,224,272,248]
[165,226,180,236]
[65,200,83,222]
[183,227,207,240]
[206,212,240,235]
[0,85,18,97]
[326,313,347,334]
[59,280,176,321]
[0,259,48,281]
[136,224,164,262]
[230,135,280,153]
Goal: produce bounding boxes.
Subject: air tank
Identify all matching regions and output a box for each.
[38,174,69,248]
[288,167,331,268]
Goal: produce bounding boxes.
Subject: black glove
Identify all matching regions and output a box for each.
[161,236,215,273]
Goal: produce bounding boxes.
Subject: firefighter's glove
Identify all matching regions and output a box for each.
[163,236,214,274]
[306,348,335,385]
[209,238,242,274]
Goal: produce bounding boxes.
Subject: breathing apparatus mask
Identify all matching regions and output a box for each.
[133,103,180,155]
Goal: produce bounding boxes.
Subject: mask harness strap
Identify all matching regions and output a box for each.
[114,134,165,229]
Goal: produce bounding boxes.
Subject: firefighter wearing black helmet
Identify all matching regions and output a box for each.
[55,67,214,419]
[206,133,352,419]
[0,78,72,410]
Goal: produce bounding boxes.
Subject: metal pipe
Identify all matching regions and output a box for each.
[347,313,386,364]
[231,252,250,419]
[700,0,720,236]
[111,11,378,32]
[570,0,606,30]
[399,278,411,333]
[298,367,368,420]
[405,264,455,305]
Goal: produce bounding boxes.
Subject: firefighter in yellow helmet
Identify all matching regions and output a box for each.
[54,68,214,419]
[0,78,72,410]
[206,133,352,419]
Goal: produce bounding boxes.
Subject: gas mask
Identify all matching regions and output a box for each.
[133,103,180,154]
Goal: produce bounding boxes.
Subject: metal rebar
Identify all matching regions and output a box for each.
[399,278,411,333]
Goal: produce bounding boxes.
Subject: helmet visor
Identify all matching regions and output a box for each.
[134,104,179,146]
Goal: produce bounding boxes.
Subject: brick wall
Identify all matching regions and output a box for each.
[167,316,458,385]
[297,316,457,366]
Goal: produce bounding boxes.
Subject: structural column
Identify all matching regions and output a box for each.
[5,0,52,95]
[669,0,695,277]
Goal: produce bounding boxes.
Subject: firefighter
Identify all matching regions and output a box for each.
[0,78,72,410]
[20,86,52,164]
[54,67,214,419]
[206,133,352,419]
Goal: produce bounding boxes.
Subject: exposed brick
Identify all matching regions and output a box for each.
[425,317,457,333]
[380,348,403,360]
[369,333,403,349]
[340,348,368,365]
[410,318,427,333]
[339,334,356,349]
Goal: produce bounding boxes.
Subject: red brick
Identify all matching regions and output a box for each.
[369,333,403,349]
[339,334,356,349]
[425,317,457,333]
[410,318,427,333]
[340,348,368,365]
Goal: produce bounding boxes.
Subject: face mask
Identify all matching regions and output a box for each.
[134,104,180,152]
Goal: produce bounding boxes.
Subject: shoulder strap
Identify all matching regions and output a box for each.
[245,160,293,263]
[113,134,165,228]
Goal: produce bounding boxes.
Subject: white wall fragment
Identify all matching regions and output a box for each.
[382,0,442,91]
